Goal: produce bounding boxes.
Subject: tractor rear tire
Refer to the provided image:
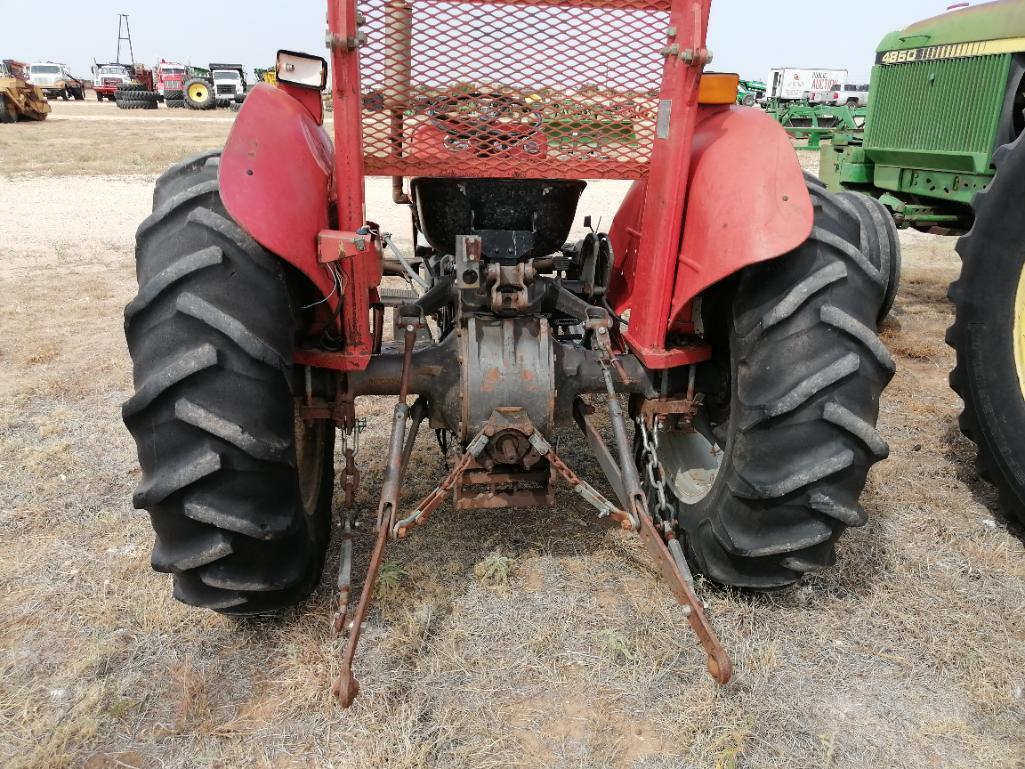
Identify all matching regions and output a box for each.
[948,135,1025,527]
[0,97,14,124]
[123,152,335,614]
[658,180,896,588]
[184,78,216,110]
[835,190,901,324]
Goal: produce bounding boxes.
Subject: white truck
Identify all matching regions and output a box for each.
[92,63,132,101]
[766,68,847,103]
[210,63,247,106]
[826,83,871,108]
[27,62,85,100]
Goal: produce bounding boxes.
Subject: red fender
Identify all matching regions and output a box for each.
[220,83,337,305]
[608,105,813,333]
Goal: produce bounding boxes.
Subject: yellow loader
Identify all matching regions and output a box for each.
[1,59,51,123]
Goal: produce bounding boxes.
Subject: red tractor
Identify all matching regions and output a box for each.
[124,0,898,704]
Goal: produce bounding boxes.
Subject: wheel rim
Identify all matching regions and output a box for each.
[188,83,208,102]
[294,412,327,516]
[657,428,724,505]
[1015,260,1025,398]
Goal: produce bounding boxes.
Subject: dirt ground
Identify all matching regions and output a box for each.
[1,100,1023,769]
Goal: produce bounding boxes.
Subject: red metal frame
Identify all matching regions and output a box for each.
[223,0,812,374]
[620,0,710,368]
[330,0,368,231]
[327,0,715,370]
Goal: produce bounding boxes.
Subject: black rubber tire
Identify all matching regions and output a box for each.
[948,135,1025,527]
[165,98,186,109]
[118,83,147,93]
[834,191,901,324]
[117,99,159,110]
[123,152,335,614]
[164,89,184,101]
[73,87,85,101]
[0,97,14,124]
[120,90,160,104]
[96,92,104,102]
[184,78,216,110]
[664,180,896,588]
[229,101,243,113]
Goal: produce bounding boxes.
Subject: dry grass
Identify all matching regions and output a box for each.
[0,108,1023,769]
[0,102,233,176]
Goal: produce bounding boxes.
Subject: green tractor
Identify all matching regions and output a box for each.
[822,0,1025,528]
[736,78,766,106]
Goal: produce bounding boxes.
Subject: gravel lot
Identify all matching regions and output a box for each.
[1,100,1023,769]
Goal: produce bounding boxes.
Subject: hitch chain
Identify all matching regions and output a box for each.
[332,425,363,635]
[636,417,674,525]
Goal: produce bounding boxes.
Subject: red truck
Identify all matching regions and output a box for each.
[91,62,153,101]
[154,60,187,102]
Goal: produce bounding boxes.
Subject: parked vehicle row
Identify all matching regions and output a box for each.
[13,56,258,112]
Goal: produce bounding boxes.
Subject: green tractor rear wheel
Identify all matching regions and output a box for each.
[948,136,1025,527]
[184,78,216,110]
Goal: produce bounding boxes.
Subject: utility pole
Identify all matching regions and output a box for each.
[116,14,134,64]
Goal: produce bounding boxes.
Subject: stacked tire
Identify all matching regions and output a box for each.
[116,84,159,110]
[165,89,185,109]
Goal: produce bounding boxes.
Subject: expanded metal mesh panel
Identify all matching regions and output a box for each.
[865,54,1011,173]
[357,0,671,179]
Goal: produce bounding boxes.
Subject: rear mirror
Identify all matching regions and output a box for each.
[276,50,327,90]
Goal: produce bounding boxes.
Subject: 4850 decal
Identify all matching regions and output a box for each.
[878,37,1025,65]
